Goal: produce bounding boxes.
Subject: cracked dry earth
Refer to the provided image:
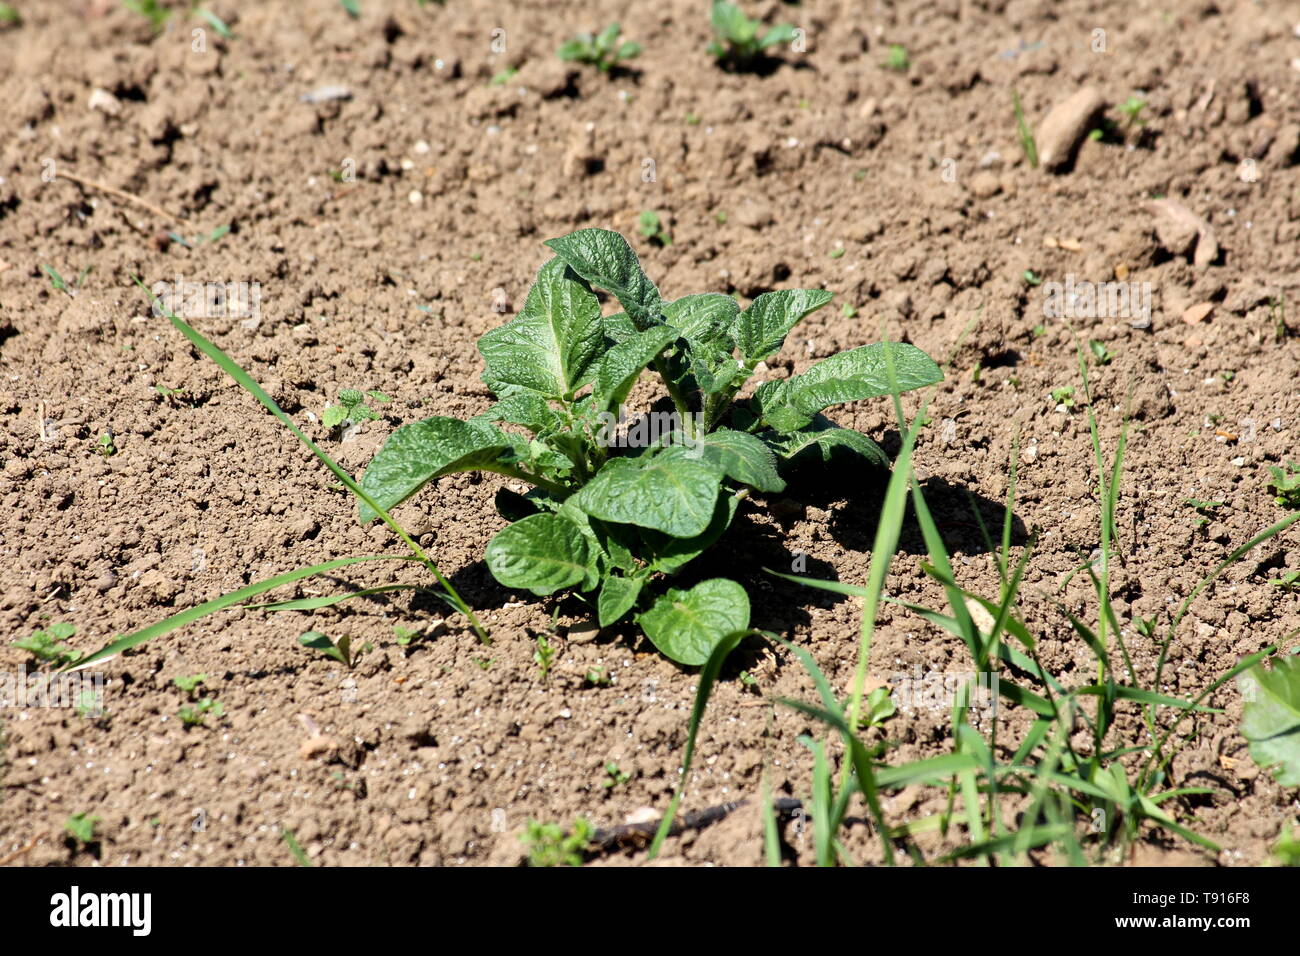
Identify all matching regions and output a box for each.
[1,0,1299,867]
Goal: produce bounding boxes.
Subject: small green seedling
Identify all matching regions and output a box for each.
[1135,616,1157,639]
[584,666,611,686]
[638,210,671,247]
[602,761,630,789]
[841,303,858,318]
[558,22,641,72]
[490,67,518,86]
[41,264,88,296]
[173,673,207,697]
[738,669,758,687]
[533,634,556,682]
[340,0,360,19]
[708,0,796,68]
[1022,269,1042,286]
[685,112,701,126]
[1183,498,1223,529]
[522,818,592,867]
[472,656,494,670]
[12,621,80,667]
[392,624,422,646]
[859,686,897,729]
[1271,293,1289,342]
[282,828,314,867]
[884,44,909,72]
[75,689,106,721]
[1269,569,1300,591]
[1012,90,1038,169]
[1088,339,1113,365]
[1050,386,1075,408]
[124,0,170,32]
[64,813,101,846]
[828,247,846,260]
[1274,823,1300,867]
[0,4,21,27]
[299,630,356,667]
[178,697,223,727]
[1267,461,1300,509]
[1117,96,1147,128]
[167,224,230,248]
[96,432,117,458]
[323,389,390,428]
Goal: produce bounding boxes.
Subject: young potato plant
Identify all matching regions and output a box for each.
[558,22,641,72]
[355,228,942,664]
[707,1,796,69]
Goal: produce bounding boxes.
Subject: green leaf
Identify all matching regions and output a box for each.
[596,22,621,49]
[711,1,752,41]
[1239,655,1300,786]
[640,489,739,573]
[598,575,643,627]
[575,453,723,538]
[478,258,603,399]
[592,325,679,412]
[662,293,741,340]
[473,390,561,434]
[735,289,834,362]
[699,428,785,492]
[544,228,662,328]
[755,342,942,430]
[759,23,797,49]
[484,513,593,596]
[321,405,347,428]
[772,416,889,467]
[299,631,347,665]
[638,578,750,665]
[358,417,516,523]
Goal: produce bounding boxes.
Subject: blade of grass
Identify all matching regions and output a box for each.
[131,275,488,642]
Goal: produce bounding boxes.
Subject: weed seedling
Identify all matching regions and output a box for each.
[858,686,896,729]
[1117,95,1147,128]
[602,762,630,789]
[584,666,611,687]
[558,22,641,72]
[1269,569,1300,591]
[829,247,846,259]
[167,224,231,248]
[707,0,795,69]
[637,210,671,247]
[1267,461,1300,509]
[1271,293,1289,341]
[490,67,518,86]
[1022,269,1042,287]
[173,674,207,697]
[1183,498,1223,529]
[884,44,909,72]
[322,389,390,429]
[392,624,421,646]
[1050,386,1075,408]
[178,697,223,727]
[64,813,101,847]
[472,656,494,670]
[685,112,701,126]
[1088,339,1113,365]
[0,4,20,27]
[1012,90,1038,168]
[533,634,556,682]
[299,630,356,668]
[124,0,170,32]
[522,818,592,866]
[12,621,80,667]
[841,303,858,319]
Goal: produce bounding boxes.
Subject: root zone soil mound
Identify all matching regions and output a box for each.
[1,0,1298,866]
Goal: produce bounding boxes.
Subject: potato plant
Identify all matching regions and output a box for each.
[355,228,941,663]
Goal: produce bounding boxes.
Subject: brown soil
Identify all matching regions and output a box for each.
[1,0,1298,867]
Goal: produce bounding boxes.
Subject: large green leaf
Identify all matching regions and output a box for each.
[1239,654,1300,787]
[473,389,561,434]
[484,512,593,596]
[574,453,723,538]
[755,342,943,432]
[640,490,740,573]
[735,289,834,362]
[477,258,603,399]
[770,415,889,468]
[592,325,679,412]
[638,578,750,665]
[698,428,786,492]
[544,228,662,328]
[358,417,515,523]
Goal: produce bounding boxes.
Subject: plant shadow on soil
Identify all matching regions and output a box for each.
[395,433,1027,675]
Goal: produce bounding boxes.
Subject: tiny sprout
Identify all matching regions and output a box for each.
[638,210,671,247]
[299,630,355,668]
[884,44,909,72]
[97,432,117,458]
[602,761,630,789]
[557,22,641,73]
[323,389,390,429]
[64,813,101,846]
[1050,386,1076,408]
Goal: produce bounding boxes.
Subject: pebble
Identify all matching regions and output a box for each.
[299,85,352,104]
[88,87,122,116]
[1036,87,1105,171]
[1181,302,1215,325]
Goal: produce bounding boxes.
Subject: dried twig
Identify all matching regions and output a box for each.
[55,169,182,224]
